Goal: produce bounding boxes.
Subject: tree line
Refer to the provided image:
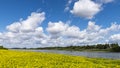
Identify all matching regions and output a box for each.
[33,43,120,52]
[0,46,8,50]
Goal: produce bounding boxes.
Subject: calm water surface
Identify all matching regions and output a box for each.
[30,50,120,59]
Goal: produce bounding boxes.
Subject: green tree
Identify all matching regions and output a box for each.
[110,43,120,52]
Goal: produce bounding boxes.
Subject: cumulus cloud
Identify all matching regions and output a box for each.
[63,26,81,38]
[1,11,120,48]
[71,0,101,19]
[109,34,120,43]
[63,21,120,45]
[1,12,47,48]
[6,22,21,33]
[70,0,114,19]
[20,12,45,33]
[34,27,46,38]
[47,21,67,34]
[46,21,116,45]
[6,12,45,33]
[87,21,101,32]
[46,21,68,38]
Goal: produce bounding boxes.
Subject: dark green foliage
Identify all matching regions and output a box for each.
[0,46,8,50]
[11,43,120,52]
[29,43,120,52]
[110,43,119,48]
[95,44,110,49]
[110,43,120,52]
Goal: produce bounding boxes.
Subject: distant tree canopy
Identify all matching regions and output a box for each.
[32,43,120,52]
[110,43,120,52]
[0,46,8,50]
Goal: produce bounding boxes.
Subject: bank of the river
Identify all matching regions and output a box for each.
[27,43,120,52]
[0,50,120,68]
[30,50,120,59]
[34,48,110,52]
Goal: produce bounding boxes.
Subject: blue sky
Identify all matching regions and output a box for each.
[0,0,120,48]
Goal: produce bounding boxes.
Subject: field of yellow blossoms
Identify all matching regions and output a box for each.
[0,50,120,68]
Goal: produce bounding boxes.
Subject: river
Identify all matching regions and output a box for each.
[28,50,120,59]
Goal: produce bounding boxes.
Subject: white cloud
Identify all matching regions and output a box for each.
[20,12,45,33]
[46,21,105,45]
[35,27,43,33]
[87,21,101,32]
[34,27,47,38]
[109,34,120,43]
[47,21,68,34]
[1,12,47,48]
[46,21,68,39]
[6,22,21,33]
[98,23,120,36]
[71,0,101,19]
[4,20,120,48]
[1,11,120,48]
[7,12,45,33]
[4,32,17,38]
[63,26,81,38]
[65,0,73,11]
[65,7,70,12]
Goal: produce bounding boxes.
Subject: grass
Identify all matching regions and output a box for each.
[0,50,120,68]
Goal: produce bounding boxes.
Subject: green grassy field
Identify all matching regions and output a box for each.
[0,50,120,68]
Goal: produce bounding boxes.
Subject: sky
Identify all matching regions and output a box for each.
[0,0,120,48]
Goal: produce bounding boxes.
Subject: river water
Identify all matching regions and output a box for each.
[29,50,120,59]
